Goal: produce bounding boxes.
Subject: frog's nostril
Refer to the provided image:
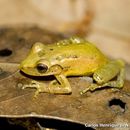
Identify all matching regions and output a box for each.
[36,63,48,73]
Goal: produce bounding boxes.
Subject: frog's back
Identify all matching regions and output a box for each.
[48,39,108,76]
[50,41,107,61]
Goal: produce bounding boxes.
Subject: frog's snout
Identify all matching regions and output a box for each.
[19,63,24,70]
[19,64,27,72]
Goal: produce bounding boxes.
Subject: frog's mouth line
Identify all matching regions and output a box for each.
[20,66,62,77]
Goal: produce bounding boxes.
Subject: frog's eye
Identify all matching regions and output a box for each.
[36,63,48,73]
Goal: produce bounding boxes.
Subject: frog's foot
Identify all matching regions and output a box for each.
[48,75,72,94]
[80,60,125,95]
[80,84,98,95]
[22,80,37,89]
[80,80,124,95]
[22,80,49,97]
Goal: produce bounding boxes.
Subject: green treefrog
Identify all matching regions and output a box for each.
[20,37,125,96]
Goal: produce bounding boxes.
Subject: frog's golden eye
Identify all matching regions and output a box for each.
[36,63,48,73]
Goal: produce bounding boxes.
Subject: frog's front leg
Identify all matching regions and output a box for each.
[80,60,125,95]
[22,80,49,97]
[22,75,71,96]
[48,74,72,94]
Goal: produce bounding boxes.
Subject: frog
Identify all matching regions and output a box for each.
[20,37,125,96]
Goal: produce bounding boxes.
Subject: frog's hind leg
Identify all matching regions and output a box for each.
[80,60,125,95]
[48,74,72,94]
